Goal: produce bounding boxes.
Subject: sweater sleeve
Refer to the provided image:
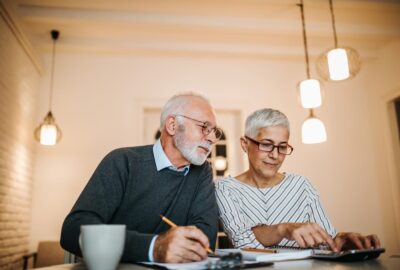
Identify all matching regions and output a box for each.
[60,150,155,262]
[187,165,219,250]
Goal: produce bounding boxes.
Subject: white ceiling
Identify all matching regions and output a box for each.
[10,0,400,60]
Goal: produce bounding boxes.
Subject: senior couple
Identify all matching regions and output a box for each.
[61,93,380,263]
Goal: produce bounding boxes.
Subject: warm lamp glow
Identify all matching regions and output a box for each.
[34,111,62,146]
[39,124,57,145]
[301,116,327,144]
[214,156,227,171]
[327,48,350,80]
[299,79,322,108]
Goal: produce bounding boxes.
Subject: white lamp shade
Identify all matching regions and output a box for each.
[301,117,327,144]
[299,79,322,108]
[327,48,350,81]
[39,124,58,145]
[214,156,227,171]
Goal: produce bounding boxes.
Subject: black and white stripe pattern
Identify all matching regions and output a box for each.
[215,173,336,248]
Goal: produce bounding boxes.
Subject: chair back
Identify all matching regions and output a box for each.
[35,241,65,267]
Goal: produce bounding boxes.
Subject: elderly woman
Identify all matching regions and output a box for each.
[216,108,380,252]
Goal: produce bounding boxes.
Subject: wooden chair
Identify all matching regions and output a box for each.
[23,241,65,269]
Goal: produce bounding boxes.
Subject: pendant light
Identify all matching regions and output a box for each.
[34,30,62,146]
[316,0,361,81]
[297,0,322,109]
[301,109,327,144]
[297,1,327,144]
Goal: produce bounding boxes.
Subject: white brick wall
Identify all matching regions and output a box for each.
[0,2,41,269]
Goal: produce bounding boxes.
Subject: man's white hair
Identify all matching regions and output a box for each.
[159,93,210,129]
[245,108,290,138]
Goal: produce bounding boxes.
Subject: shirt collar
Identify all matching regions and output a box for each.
[153,139,190,175]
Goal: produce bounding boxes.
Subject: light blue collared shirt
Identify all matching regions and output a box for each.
[153,139,190,176]
[148,139,190,261]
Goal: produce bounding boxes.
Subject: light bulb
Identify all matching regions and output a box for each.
[327,48,350,80]
[299,79,322,108]
[214,156,227,171]
[40,124,57,145]
[301,117,327,144]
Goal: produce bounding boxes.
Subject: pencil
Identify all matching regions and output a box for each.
[159,215,213,254]
[241,247,277,253]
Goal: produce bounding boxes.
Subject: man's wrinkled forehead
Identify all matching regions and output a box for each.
[183,97,217,125]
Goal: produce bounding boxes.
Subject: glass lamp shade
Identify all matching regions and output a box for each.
[327,48,350,80]
[301,116,327,144]
[316,46,361,81]
[214,156,227,171]
[298,79,322,109]
[34,111,62,145]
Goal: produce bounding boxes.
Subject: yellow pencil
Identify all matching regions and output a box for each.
[241,247,277,253]
[159,215,213,254]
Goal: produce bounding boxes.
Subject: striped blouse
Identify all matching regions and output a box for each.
[215,173,336,248]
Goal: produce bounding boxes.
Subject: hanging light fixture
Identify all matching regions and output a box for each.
[316,0,361,81]
[297,0,322,109]
[214,156,228,171]
[34,30,62,146]
[301,109,327,144]
[297,1,327,144]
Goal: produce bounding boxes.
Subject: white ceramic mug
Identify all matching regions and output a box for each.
[80,224,126,270]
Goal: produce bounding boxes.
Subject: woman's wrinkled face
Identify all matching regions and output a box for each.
[242,126,290,180]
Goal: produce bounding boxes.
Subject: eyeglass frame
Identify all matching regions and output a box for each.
[244,136,294,155]
[174,114,223,140]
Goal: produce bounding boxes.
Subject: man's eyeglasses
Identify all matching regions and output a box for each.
[175,114,223,140]
[245,136,294,155]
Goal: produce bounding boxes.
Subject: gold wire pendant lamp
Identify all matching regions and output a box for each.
[34,30,62,146]
[316,0,361,81]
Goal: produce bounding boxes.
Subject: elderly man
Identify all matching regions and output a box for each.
[61,94,222,263]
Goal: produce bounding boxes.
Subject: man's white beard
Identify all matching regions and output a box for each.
[174,127,211,165]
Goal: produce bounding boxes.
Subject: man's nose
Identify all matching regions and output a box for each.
[205,130,217,144]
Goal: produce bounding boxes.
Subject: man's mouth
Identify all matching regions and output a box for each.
[199,145,211,153]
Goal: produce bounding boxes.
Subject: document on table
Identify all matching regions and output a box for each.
[216,248,313,262]
[139,257,217,270]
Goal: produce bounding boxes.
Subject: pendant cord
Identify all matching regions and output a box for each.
[49,39,56,110]
[297,1,310,79]
[329,0,338,48]
[49,30,59,111]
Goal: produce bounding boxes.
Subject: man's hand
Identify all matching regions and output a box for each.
[153,226,210,263]
[334,232,381,251]
[279,222,338,252]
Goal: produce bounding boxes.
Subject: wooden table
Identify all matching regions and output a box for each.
[35,257,400,270]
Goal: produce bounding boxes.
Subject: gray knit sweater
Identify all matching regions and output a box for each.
[60,145,218,262]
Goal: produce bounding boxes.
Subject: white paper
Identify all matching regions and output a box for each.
[140,258,217,270]
[216,248,313,262]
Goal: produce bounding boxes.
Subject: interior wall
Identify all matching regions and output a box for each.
[0,3,41,269]
[364,40,400,255]
[29,45,400,256]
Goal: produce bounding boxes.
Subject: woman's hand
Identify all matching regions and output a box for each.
[252,222,337,251]
[278,222,337,252]
[334,232,381,251]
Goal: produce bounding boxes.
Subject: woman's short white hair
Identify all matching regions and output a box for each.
[245,108,290,137]
[159,93,210,129]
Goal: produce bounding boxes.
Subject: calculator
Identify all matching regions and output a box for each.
[312,248,385,262]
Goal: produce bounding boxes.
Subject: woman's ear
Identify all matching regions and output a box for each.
[240,137,248,153]
[165,116,176,135]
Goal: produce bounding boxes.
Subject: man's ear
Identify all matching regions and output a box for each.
[165,116,176,135]
[240,137,248,153]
